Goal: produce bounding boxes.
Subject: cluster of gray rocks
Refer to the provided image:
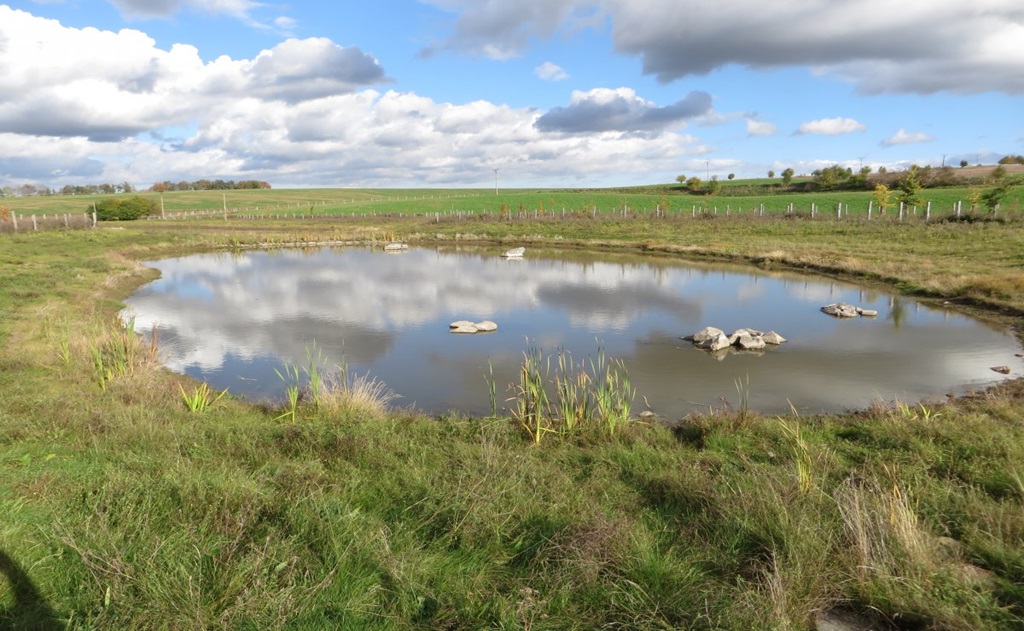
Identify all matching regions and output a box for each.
[681,326,787,352]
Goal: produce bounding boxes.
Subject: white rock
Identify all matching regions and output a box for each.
[450,324,479,334]
[697,332,732,352]
[690,326,725,345]
[450,320,475,329]
[474,320,498,332]
[856,308,878,317]
[821,303,859,318]
[762,331,787,345]
[734,334,767,350]
[730,328,763,338]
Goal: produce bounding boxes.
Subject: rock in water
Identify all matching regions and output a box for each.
[821,303,860,318]
[688,326,725,345]
[474,320,498,332]
[734,334,767,350]
[696,332,732,352]
[761,331,786,345]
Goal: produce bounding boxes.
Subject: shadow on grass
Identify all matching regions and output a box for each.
[0,550,63,631]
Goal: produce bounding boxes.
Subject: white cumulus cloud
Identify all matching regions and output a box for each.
[422,0,1024,94]
[535,87,712,134]
[880,129,935,147]
[535,62,569,81]
[797,117,866,136]
[746,119,776,137]
[0,7,709,188]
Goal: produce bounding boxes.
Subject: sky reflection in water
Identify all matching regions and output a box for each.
[123,246,1021,418]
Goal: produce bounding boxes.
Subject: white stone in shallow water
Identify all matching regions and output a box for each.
[450,320,475,329]
[762,331,786,345]
[821,303,861,318]
[474,320,498,332]
[451,324,479,334]
[729,328,763,339]
[734,334,767,350]
[697,332,732,352]
[687,326,725,344]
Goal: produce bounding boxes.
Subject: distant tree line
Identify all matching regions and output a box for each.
[148,179,271,192]
[0,182,136,197]
[802,164,972,192]
[671,161,1017,200]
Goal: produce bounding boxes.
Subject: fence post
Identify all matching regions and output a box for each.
[899,202,904,222]
[925,201,931,222]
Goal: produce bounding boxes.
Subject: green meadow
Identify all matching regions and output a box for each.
[1,196,1023,629]
[4,177,1022,221]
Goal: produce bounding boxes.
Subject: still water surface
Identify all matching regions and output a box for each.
[123,246,1020,418]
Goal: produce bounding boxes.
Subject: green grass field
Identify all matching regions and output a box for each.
[1,205,1023,629]
[4,178,1022,222]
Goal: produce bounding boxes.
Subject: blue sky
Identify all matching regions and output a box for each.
[1,0,1021,189]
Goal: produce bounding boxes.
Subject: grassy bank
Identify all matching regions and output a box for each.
[1,218,1023,629]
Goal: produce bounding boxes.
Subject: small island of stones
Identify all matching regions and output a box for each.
[682,326,787,352]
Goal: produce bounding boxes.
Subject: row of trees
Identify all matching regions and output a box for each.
[0,182,136,197]
[873,166,1013,213]
[998,155,1024,165]
[148,179,271,192]
[0,178,272,198]
[672,162,1015,211]
[799,164,989,192]
[677,168,798,194]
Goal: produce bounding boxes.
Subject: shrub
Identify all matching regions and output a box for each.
[93,196,159,221]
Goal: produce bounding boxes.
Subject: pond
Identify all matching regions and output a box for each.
[122,246,1021,418]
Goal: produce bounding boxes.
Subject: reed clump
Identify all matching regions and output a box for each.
[507,344,635,444]
[88,316,159,391]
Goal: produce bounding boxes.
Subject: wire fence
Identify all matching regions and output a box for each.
[1,198,1012,234]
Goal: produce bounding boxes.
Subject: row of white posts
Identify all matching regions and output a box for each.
[3,211,97,231]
